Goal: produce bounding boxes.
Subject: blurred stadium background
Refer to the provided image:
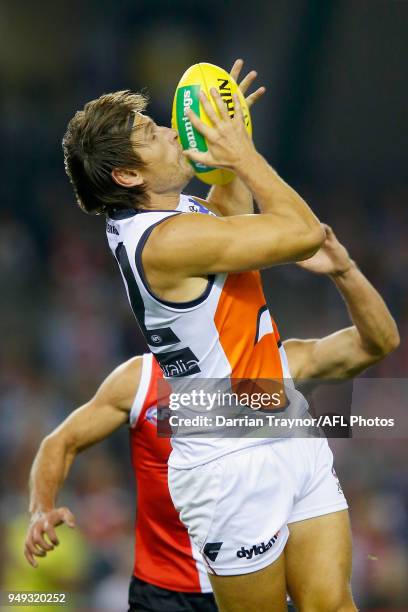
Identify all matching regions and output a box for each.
[0,1,407,610]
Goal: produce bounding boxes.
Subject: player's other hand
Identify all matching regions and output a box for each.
[24,507,76,568]
[183,89,256,171]
[296,224,354,276]
[229,58,266,109]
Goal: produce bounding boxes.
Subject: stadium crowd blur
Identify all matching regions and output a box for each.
[1,1,407,610]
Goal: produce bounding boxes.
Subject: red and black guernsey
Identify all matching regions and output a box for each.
[129,353,211,593]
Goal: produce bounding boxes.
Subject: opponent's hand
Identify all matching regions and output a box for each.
[24,507,76,567]
[296,224,353,276]
[183,89,256,170]
[229,58,266,109]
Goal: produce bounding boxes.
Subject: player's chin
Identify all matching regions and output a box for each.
[180,154,195,178]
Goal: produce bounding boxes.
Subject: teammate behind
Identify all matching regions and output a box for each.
[25,226,399,611]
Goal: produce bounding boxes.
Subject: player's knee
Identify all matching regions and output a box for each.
[296,586,357,612]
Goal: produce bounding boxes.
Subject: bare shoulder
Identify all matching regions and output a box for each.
[95,356,143,412]
[143,211,225,271]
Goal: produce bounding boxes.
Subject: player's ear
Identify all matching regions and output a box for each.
[111,167,144,187]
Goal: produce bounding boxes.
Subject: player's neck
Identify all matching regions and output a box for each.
[142,191,181,211]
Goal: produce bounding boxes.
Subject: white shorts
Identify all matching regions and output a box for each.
[168,438,348,576]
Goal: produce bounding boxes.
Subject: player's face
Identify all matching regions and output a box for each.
[131,112,194,192]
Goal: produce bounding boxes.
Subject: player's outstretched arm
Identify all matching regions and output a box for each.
[24,357,142,567]
[283,225,400,380]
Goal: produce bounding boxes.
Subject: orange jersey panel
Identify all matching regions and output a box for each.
[214,271,286,409]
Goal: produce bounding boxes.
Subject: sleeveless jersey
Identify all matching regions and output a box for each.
[107,194,307,468]
[129,353,211,593]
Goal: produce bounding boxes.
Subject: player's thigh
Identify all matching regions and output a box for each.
[285,510,356,611]
[209,550,287,612]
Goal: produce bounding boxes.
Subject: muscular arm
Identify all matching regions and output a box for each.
[25,357,141,566]
[284,263,400,381]
[146,91,323,283]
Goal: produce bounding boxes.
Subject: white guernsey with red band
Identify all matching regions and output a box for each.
[129,353,211,593]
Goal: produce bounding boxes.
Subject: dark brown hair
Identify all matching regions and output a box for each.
[62,90,149,215]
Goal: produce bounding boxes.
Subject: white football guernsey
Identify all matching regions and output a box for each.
[106,194,309,468]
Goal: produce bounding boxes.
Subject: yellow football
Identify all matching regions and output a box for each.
[172,62,252,186]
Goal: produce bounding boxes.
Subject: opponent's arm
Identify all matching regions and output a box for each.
[146,91,324,278]
[283,226,400,380]
[206,59,265,216]
[24,357,142,567]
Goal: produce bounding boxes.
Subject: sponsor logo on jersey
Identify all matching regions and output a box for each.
[236,532,280,560]
[145,406,158,425]
[203,541,223,562]
[146,327,180,347]
[106,222,119,235]
[158,347,201,378]
[187,198,214,216]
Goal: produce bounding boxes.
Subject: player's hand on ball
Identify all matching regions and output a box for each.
[183,89,256,171]
[24,507,76,567]
[229,58,266,109]
[296,224,353,276]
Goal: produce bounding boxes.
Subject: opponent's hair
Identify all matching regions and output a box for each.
[62,90,149,215]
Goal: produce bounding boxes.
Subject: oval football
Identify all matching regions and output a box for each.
[172,62,252,186]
